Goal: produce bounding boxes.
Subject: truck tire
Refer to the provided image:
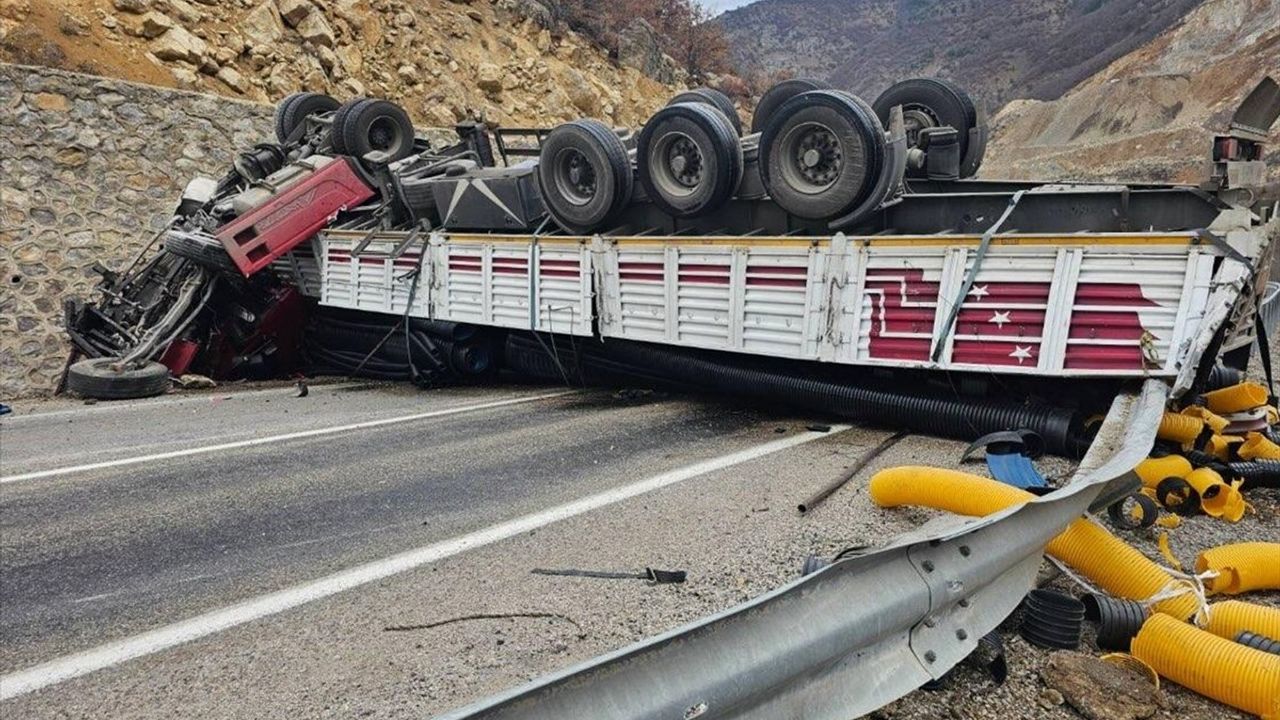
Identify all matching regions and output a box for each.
[667,88,743,136]
[638,102,743,218]
[760,89,886,220]
[537,119,633,234]
[275,92,339,143]
[338,99,415,162]
[329,97,370,155]
[872,78,983,176]
[164,231,240,274]
[750,78,831,134]
[67,358,171,400]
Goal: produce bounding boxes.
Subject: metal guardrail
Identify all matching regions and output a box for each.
[433,380,1167,720]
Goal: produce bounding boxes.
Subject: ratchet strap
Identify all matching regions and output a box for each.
[931,190,1025,362]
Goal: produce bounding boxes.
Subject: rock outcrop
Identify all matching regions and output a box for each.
[0,0,681,129]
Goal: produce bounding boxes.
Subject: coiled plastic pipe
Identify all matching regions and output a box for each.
[1183,467,1246,521]
[1203,382,1270,414]
[1229,459,1280,490]
[1134,456,1191,488]
[1157,412,1204,445]
[1205,600,1280,642]
[1240,432,1280,460]
[1195,543,1280,595]
[868,467,1199,620]
[1131,613,1280,719]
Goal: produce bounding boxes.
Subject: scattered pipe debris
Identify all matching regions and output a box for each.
[797,431,907,514]
[531,567,687,584]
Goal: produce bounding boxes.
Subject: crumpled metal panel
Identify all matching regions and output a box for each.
[433,380,1167,720]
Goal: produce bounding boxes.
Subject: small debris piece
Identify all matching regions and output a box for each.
[175,373,217,389]
[1041,650,1165,720]
[295,379,309,397]
[806,423,832,432]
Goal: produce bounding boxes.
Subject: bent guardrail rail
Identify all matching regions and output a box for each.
[433,379,1167,720]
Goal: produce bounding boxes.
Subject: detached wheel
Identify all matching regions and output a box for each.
[750,78,831,134]
[872,78,983,176]
[338,99,415,162]
[67,358,170,400]
[274,92,339,143]
[537,119,633,234]
[760,89,886,220]
[164,231,239,274]
[667,87,742,136]
[638,102,743,218]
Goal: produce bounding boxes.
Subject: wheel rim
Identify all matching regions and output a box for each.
[553,148,598,206]
[367,116,403,153]
[650,131,704,198]
[778,121,842,194]
[901,103,940,148]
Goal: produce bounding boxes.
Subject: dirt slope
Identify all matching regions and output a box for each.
[982,0,1280,187]
[0,0,680,128]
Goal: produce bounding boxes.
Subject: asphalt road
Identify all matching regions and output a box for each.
[0,381,883,717]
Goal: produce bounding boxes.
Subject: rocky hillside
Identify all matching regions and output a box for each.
[0,0,682,128]
[982,0,1280,187]
[718,0,1204,110]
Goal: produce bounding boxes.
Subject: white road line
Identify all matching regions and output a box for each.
[0,423,849,700]
[0,391,576,484]
[0,382,367,424]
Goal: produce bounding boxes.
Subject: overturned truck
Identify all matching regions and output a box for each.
[63,78,1279,453]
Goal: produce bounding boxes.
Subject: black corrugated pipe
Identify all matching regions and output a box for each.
[1205,364,1245,392]
[504,334,1081,455]
[1227,460,1280,490]
[1237,631,1280,655]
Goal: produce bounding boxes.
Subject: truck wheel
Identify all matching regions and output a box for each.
[164,231,240,274]
[750,78,831,134]
[537,119,633,234]
[872,78,983,176]
[760,89,886,220]
[329,97,369,155]
[338,99,415,162]
[638,102,743,218]
[67,358,171,400]
[274,92,339,143]
[667,87,743,136]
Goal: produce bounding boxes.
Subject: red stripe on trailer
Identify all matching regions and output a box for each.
[960,282,1051,304]
[540,269,579,278]
[867,337,932,360]
[540,259,580,269]
[745,277,807,288]
[1074,283,1160,307]
[952,340,1040,366]
[619,262,664,271]
[956,308,1046,337]
[492,267,528,275]
[748,265,808,275]
[679,273,731,285]
[620,272,663,282]
[1064,345,1146,370]
[1068,311,1149,340]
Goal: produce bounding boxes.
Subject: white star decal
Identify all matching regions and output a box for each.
[1009,345,1034,364]
[968,285,989,299]
[988,310,1011,328]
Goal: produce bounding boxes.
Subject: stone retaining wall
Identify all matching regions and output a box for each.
[0,63,274,399]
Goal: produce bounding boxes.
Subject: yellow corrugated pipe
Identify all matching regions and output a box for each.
[1205,434,1244,461]
[1203,382,1270,414]
[1134,456,1191,488]
[1195,542,1280,595]
[1157,412,1204,445]
[1183,467,1246,521]
[1131,613,1280,719]
[1181,405,1230,434]
[868,467,1199,620]
[1205,600,1280,643]
[1240,432,1280,460]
